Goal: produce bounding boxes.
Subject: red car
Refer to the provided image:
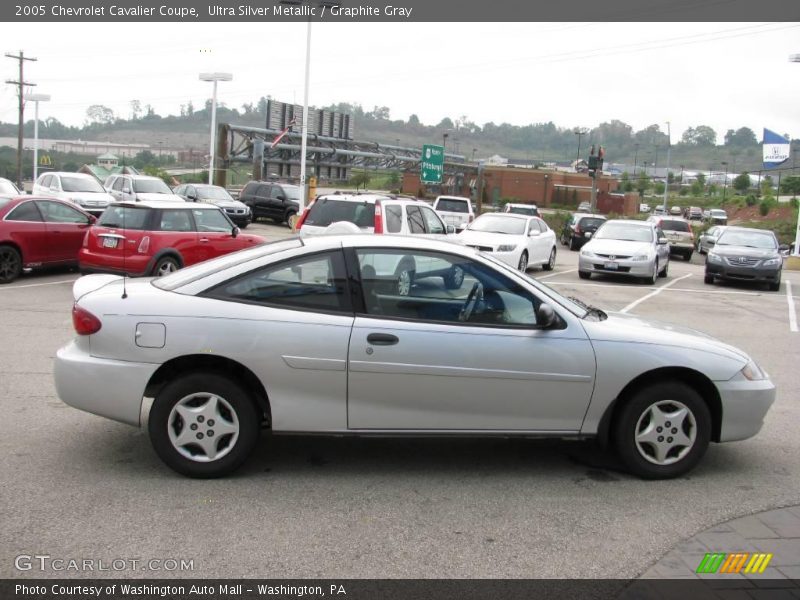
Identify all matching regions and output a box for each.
[0,195,95,284]
[79,201,265,277]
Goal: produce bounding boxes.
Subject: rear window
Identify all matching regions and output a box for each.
[98,206,151,230]
[507,206,538,216]
[304,198,376,228]
[578,217,606,228]
[436,198,469,213]
[660,220,691,233]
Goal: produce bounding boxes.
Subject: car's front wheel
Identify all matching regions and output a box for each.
[518,251,529,272]
[148,373,261,478]
[614,381,711,479]
[542,247,556,271]
[0,245,22,284]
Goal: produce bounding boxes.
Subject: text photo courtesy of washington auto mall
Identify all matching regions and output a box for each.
[2,2,800,599]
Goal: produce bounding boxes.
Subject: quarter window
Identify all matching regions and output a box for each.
[384,204,403,233]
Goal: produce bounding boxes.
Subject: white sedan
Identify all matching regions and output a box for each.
[458,213,557,272]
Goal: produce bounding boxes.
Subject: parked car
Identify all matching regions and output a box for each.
[297,193,454,237]
[0,177,22,199]
[55,234,775,479]
[684,206,703,221]
[579,219,670,284]
[696,225,728,254]
[639,203,651,213]
[459,213,556,272]
[503,203,540,217]
[706,209,728,225]
[704,227,785,291]
[433,195,474,229]
[33,171,114,217]
[648,216,694,260]
[238,180,303,225]
[105,174,185,204]
[560,213,607,251]
[652,206,667,216]
[79,201,264,277]
[0,196,95,284]
[669,206,683,216]
[577,201,592,213]
[174,184,251,228]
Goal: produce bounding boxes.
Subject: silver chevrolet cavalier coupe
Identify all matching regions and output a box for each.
[55,235,775,479]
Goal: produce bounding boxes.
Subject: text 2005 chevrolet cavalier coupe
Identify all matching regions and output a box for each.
[55,235,775,478]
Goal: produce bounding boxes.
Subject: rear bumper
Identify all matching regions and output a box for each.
[79,249,150,277]
[716,377,776,442]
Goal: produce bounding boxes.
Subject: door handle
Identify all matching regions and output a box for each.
[367,333,399,346]
[199,238,209,243]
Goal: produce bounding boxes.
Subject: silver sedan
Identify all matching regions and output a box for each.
[55,235,774,479]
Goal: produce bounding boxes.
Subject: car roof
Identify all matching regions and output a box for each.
[39,171,95,179]
[315,193,424,205]
[606,219,654,227]
[505,203,537,208]
[574,212,606,218]
[476,212,530,221]
[112,201,213,209]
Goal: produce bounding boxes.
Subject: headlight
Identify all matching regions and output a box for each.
[580,249,595,257]
[707,252,723,264]
[497,244,517,252]
[741,359,767,381]
[631,254,650,262]
[763,257,781,267]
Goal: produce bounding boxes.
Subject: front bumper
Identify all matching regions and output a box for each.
[706,262,781,283]
[716,377,776,442]
[55,340,158,427]
[578,254,656,277]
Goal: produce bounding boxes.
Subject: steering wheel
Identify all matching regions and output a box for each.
[458,281,484,322]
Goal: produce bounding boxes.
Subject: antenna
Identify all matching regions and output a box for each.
[121,189,128,299]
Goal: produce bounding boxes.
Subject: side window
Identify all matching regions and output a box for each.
[158,209,193,232]
[270,186,284,199]
[40,175,52,188]
[384,204,403,233]
[37,201,88,224]
[112,177,124,191]
[708,227,717,236]
[406,206,426,234]
[356,249,541,327]
[206,251,350,313]
[257,184,271,198]
[6,201,43,222]
[420,206,445,234]
[193,209,232,232]
[529,220,541,234]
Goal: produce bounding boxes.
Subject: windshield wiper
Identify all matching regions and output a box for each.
[568,296,607,320]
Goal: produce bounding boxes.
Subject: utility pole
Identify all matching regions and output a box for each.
[5,51,37,189]
[662,122,671,213]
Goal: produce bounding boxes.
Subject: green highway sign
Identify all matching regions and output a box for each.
[421,144,444,184]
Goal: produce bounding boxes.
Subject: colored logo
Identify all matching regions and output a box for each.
[696,552,773,574]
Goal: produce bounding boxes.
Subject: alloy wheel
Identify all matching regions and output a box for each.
[167,392,240,463]
[634,400,697,466]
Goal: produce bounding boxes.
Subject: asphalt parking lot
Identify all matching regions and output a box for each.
[1,220,798,579]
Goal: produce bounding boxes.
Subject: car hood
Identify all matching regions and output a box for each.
[136,193,185,202]
[458,230,522,248]
[711,245,778,259]
[583,239,652,255]
[208,199,247,209]
[65,192,114,203]
[581,311,750,365]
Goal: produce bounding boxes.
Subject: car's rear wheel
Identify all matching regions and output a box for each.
[443,265,465,289]
[518,251,529,272]
[569,237,578,251]
[543,247,556,271]
[0,245,22,284]
[284,210,297,228]
[658,260,668,278]
[148,373,261,478]
[684,251,693,261]
[394,259,415,296]
[614,381,711,479]
[152,256,180,277]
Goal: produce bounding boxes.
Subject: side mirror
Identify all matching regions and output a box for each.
[88,215,97,224]
[456,224,467,233]
[779,244,790,252]
[232,226,240,238]
[446,225,456,234]
[187,194,197,201]
[536,303,557,329]
[277,194,286,201]
[658,237,668,245]
[707,239,716,246]
[122,187,131,194]
[529,230,540,237]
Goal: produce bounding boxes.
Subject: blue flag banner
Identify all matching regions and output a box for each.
[763,128,790,169]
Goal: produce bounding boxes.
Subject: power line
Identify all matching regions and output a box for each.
[5,50,37,187]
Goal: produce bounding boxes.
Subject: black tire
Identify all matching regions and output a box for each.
[569,237,578,251]
[613,381,711,479]
[0,245,22,284]
[684,251,693,261]
[578,270,591,280]
[704,272,714,285]
[394,259,415,296]
[768,277,781,292]
[542,247,556,271]
[658,260,668,278]
[148,373,261,478]
[560,234,567,246]
[443,265,465,290]
[518,251,529,272]
[284,211,297,227]
[152,256,180,277]
[239,223,249,230]
[642,261,658,285]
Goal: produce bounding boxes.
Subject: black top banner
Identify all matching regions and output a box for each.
[3,0,800,22]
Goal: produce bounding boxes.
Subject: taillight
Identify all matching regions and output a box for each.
[137,236,150,253]
[82,231,89,248]
[374,201,383,234]
[72,304,101,335]
[687,222,693,235]
[294,202,313,231]
[468,214,474,223]
[575,225,582,234]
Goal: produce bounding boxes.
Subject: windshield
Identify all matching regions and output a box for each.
[595,223,653,242]
[198,186,234,201]
[98,205,150,230]
[717,230,777,249]
[304,198,376,228]
[436,198,469,212]
[468,215,526,235]
[61,176,105,193]
[133,179,172,194]
[0,180,20,195]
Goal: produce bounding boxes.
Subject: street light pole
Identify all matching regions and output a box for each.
[199,72,232,186]
[26,93,50,182]
[790,53,800,255]
[662,122,671,212]
[573,128,587,169]
[633,143,639,176]
[721,161,729,202]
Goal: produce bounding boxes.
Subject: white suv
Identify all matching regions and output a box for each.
[105,174,185,203]
[297,193,455,237]
[433,195,474,229]
[32,172,114,216]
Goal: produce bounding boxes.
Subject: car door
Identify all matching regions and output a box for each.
[191,207,241,262]
[655,226,670,264]
[155,208,200,266]
[36,200,93,262]
[346,246,596,431]
[3,200,51,264]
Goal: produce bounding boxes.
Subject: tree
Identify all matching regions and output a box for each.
[241,102,254,114]
[733,172,751,194]
[370,106,390,120]
[724,127,757,147]
[437,117,454,130]
[636,172,649,195]
[407,114,421,127]
[780,176,800,195]
[349,170,371,190]
[186,101,194,116]
[680,125,716,146]
[386,171,401,188]
[130,99,142,120]
[86,105,115,124]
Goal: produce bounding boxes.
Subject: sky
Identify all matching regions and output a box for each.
[2,22,799,143]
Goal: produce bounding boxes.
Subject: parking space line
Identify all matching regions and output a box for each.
[535,268,577,280]
[545,281,769,298]
[787,280,798,333]
[0,279,77,291]
[620,274,692,314]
